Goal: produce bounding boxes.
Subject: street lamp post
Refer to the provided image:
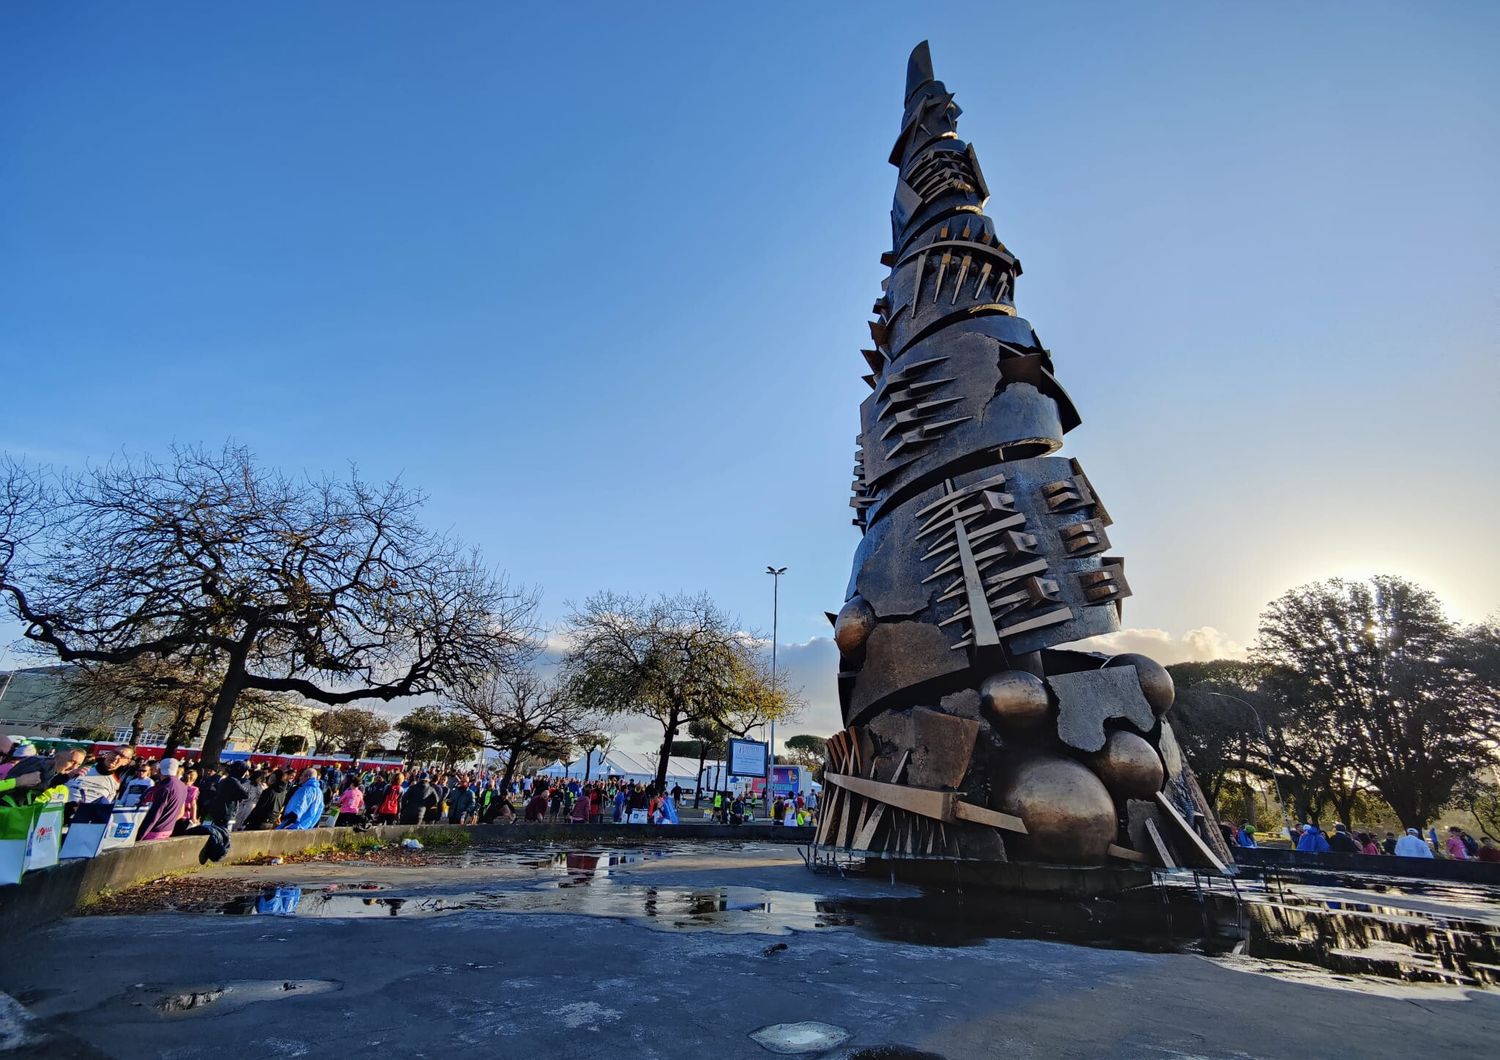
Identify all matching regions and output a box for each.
[1205,690,1288,831]
[765,565,786,780]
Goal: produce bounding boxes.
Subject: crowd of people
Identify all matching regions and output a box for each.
[0,736,820,850]
[0,735,330,842]
[9,734,1500,878]
[1221,817,1500,862]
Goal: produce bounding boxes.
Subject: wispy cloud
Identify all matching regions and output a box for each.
[1070,626,1247,664]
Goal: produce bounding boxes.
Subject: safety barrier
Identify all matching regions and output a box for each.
[1235,844,1500,884]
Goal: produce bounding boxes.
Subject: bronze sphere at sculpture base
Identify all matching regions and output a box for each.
[979,670,1050,727]
[1104,653,1175,714]
[995,754,1117,865]
[1085,730,1165,799]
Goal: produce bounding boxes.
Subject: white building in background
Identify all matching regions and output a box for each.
[537,748,738,792]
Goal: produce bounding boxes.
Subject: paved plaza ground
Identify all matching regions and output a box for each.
[4,841,1497,1058]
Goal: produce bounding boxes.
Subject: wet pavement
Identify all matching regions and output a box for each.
[4,841,1499,1057]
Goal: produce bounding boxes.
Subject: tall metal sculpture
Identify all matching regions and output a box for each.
[814,43,1232,874]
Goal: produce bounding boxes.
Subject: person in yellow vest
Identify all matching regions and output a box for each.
[0,769,44,804]
[0,748,83,808]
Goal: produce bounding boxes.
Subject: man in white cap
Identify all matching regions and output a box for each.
[0,737,36,780]
[1393,827,1434,858]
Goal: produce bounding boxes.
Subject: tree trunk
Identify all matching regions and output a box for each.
[655,720,678,791]
[188,701,211,742]
[199,653,248,768]
[584,749,594,784]
[694,745,709,807]
[129,704,147,745]
[1385,793,1422,832]
[499,740,524,800]
[1331,791,1357,830]
[1296,792,1317,826]
[164,710,191,760]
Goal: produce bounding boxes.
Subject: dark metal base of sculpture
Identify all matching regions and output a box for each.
[812,43,1232,877]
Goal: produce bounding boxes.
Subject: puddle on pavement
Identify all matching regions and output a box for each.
[214,872,1500,996]
[81,835,1478,998]
[452,843,706,874]
[136,979,339,1019]
[221,882,854,934]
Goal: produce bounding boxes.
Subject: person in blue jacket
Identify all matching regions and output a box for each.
[278,767,326,830]
[1295,823,1331,853]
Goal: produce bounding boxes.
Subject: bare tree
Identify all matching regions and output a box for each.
[238,694,315,758]
[559,592,799,787]
[0,444,537,765]
[449,668,594,796]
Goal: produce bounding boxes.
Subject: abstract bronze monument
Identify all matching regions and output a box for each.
[813,43,1232,875]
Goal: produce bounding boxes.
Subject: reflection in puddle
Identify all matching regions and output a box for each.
[214,875,1500,991]
[1241,893,1499,988]
[223,882,851,933]
[453,845,679,874]
[203,841,1500,996]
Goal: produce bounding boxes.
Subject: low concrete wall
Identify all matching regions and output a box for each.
[1236,844,1500,884]
[0,821,814,935]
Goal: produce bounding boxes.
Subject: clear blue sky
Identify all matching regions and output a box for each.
[2,3,1497,735]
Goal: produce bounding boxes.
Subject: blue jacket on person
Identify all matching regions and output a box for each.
[278,777,326,830]
[1296,827,1330,853]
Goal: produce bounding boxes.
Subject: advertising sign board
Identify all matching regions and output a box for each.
[727,738,768,779]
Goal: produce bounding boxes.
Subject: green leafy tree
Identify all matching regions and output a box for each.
[310,707,391,760]
[1254,577,1500,829]
[687,717,728,806]
[560,592,798,787]
[783,734,828,782]
[395,705,483,767]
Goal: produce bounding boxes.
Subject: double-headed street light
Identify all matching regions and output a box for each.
[766,565,786,776]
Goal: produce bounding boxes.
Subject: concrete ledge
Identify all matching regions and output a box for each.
[0,821,814,935]
[1236,845,1500,883]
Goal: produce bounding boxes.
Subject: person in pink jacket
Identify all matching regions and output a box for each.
[334,778,366,826]
[1446,827,1471,860]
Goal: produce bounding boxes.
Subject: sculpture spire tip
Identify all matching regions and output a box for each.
[905,41,934,100]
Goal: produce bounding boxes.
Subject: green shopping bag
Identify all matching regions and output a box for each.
[0,790,67,885]
[0,803,38,886]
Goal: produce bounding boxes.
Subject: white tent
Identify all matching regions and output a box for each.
[538,749,729,790]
